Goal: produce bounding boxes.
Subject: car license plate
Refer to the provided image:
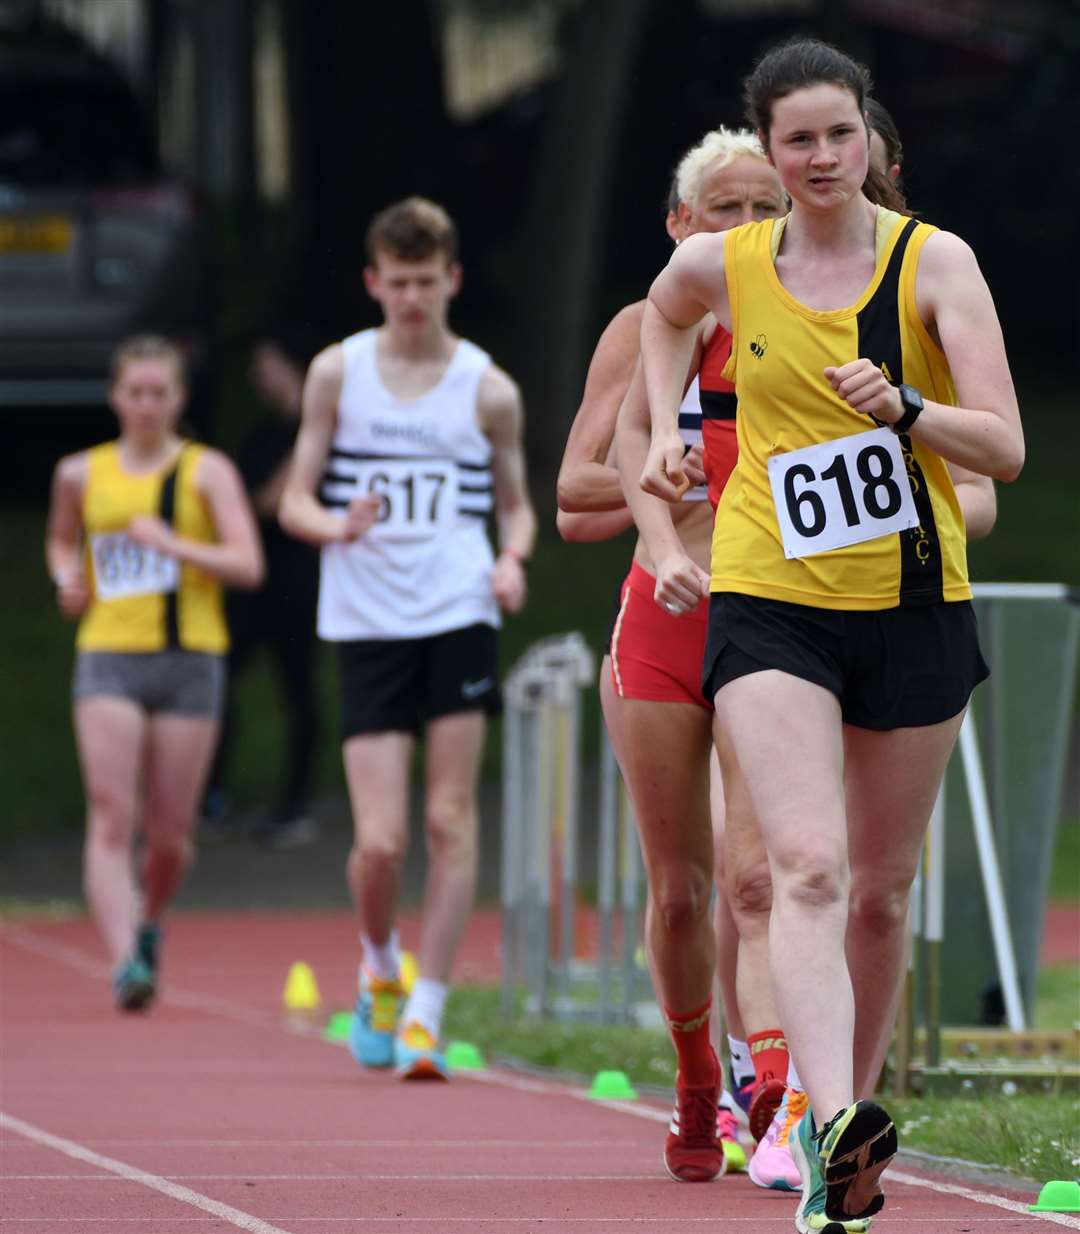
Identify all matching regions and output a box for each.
[0,216,73,254]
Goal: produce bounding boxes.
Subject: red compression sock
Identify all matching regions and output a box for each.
[666,999,717,1087]
[747,1027,789,1086]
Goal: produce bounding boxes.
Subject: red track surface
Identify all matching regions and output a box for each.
[2,911,1074,1234]
[1041,904,1080,967]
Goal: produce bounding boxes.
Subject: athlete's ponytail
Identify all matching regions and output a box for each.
[863,165,909,214]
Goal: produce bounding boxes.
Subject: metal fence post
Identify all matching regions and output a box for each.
[501,694,524,1020]
[598,722,619,1023]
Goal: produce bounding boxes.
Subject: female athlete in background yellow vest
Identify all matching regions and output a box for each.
[46,336,263,1011]
[638,38,1023,1234]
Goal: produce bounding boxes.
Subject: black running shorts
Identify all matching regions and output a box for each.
[702,593,989,730]
[337,622,501,739]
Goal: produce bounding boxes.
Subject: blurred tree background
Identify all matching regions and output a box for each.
[3,0,1077,838]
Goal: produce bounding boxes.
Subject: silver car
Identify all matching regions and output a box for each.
[0,23,205,410]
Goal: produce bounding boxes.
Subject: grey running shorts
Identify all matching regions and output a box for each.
[72,650,226,717]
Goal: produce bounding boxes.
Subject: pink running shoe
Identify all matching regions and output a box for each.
[749,1086,808,1192]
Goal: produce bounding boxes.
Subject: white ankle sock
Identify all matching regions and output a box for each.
[402,977,448,1039]
[728,1035,754,1088]
[361,931,401,982]
[787,1057,803,1092]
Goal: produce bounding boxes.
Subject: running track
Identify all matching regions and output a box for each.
[2,911,1074,1233]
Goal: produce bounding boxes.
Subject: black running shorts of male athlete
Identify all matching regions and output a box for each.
[702,593,989,730]
[337,622,501,739]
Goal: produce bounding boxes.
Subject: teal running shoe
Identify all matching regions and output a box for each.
[791,1107,873,1234]
[113,955,155,1012]
[349,968,403,1069]
[136,922,161,975]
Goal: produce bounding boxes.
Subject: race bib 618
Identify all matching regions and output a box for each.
[768,427,919,560]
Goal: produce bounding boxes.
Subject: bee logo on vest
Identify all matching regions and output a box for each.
[749,333,768,359]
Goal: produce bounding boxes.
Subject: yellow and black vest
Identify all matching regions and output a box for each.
[715,208,970,610]
[77,440,228,653]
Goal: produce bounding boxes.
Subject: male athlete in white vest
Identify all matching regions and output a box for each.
[281,197,536,1079]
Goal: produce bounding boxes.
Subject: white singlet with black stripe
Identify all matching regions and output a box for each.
[678,377,708,503]
[317,329,500,640]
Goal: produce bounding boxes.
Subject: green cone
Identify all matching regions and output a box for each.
[323,1010,352,1042]
[587,1070,637,1100]
[445,1040,486,1071]
[1030,1181,1080,1213]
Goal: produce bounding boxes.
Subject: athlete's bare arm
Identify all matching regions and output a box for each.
[640,232,728,502]
[556,431,635,542]
[279,344,380,546]
[948,463,996,541]
[615,362,709,613]
[556,302,644,515]
[45,451,91,619]
[557,442,707,542]
[478,364,536,614]
[828,232,1024,481]
[126,450,265,589]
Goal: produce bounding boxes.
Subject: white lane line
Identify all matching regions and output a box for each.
[2,1174,654,1182]
[0,1114,293,1234]
[0,1139,644,1149]
[5,924,1073,1228]
[0,1218,1052,1224]
[890,1170,1080,1230]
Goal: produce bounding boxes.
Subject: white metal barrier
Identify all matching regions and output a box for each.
[500,632,650,1023]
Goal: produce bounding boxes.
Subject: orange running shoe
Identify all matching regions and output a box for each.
[394,1020,449,1081]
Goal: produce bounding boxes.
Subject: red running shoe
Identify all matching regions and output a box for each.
[748,1075,787,1143]
[664,1055,725,1182]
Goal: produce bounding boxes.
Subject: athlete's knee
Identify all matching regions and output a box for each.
[727,857,774,923]
[651,863,713,936]
[775,849,848,911]
[85,791,136,849]
[144,830,191,864]
[353,832,407,874]
[424,795,477,864]
[848,872,913,937]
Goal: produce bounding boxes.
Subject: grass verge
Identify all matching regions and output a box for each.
[887,1094,1079,1184]
[1049,820,1080,903]
[443,985,1079,1182]
[1037,964,1080,1031]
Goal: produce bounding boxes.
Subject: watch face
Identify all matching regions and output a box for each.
[900,384,923,412]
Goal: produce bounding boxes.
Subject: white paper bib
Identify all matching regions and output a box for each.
[91,532,179,600]
[768,427,919,560]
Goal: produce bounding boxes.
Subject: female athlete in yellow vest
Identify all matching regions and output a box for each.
[46,336,263,1011]
[637,39,1023,1233]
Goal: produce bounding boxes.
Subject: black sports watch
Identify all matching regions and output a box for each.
[892,384,924,434]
